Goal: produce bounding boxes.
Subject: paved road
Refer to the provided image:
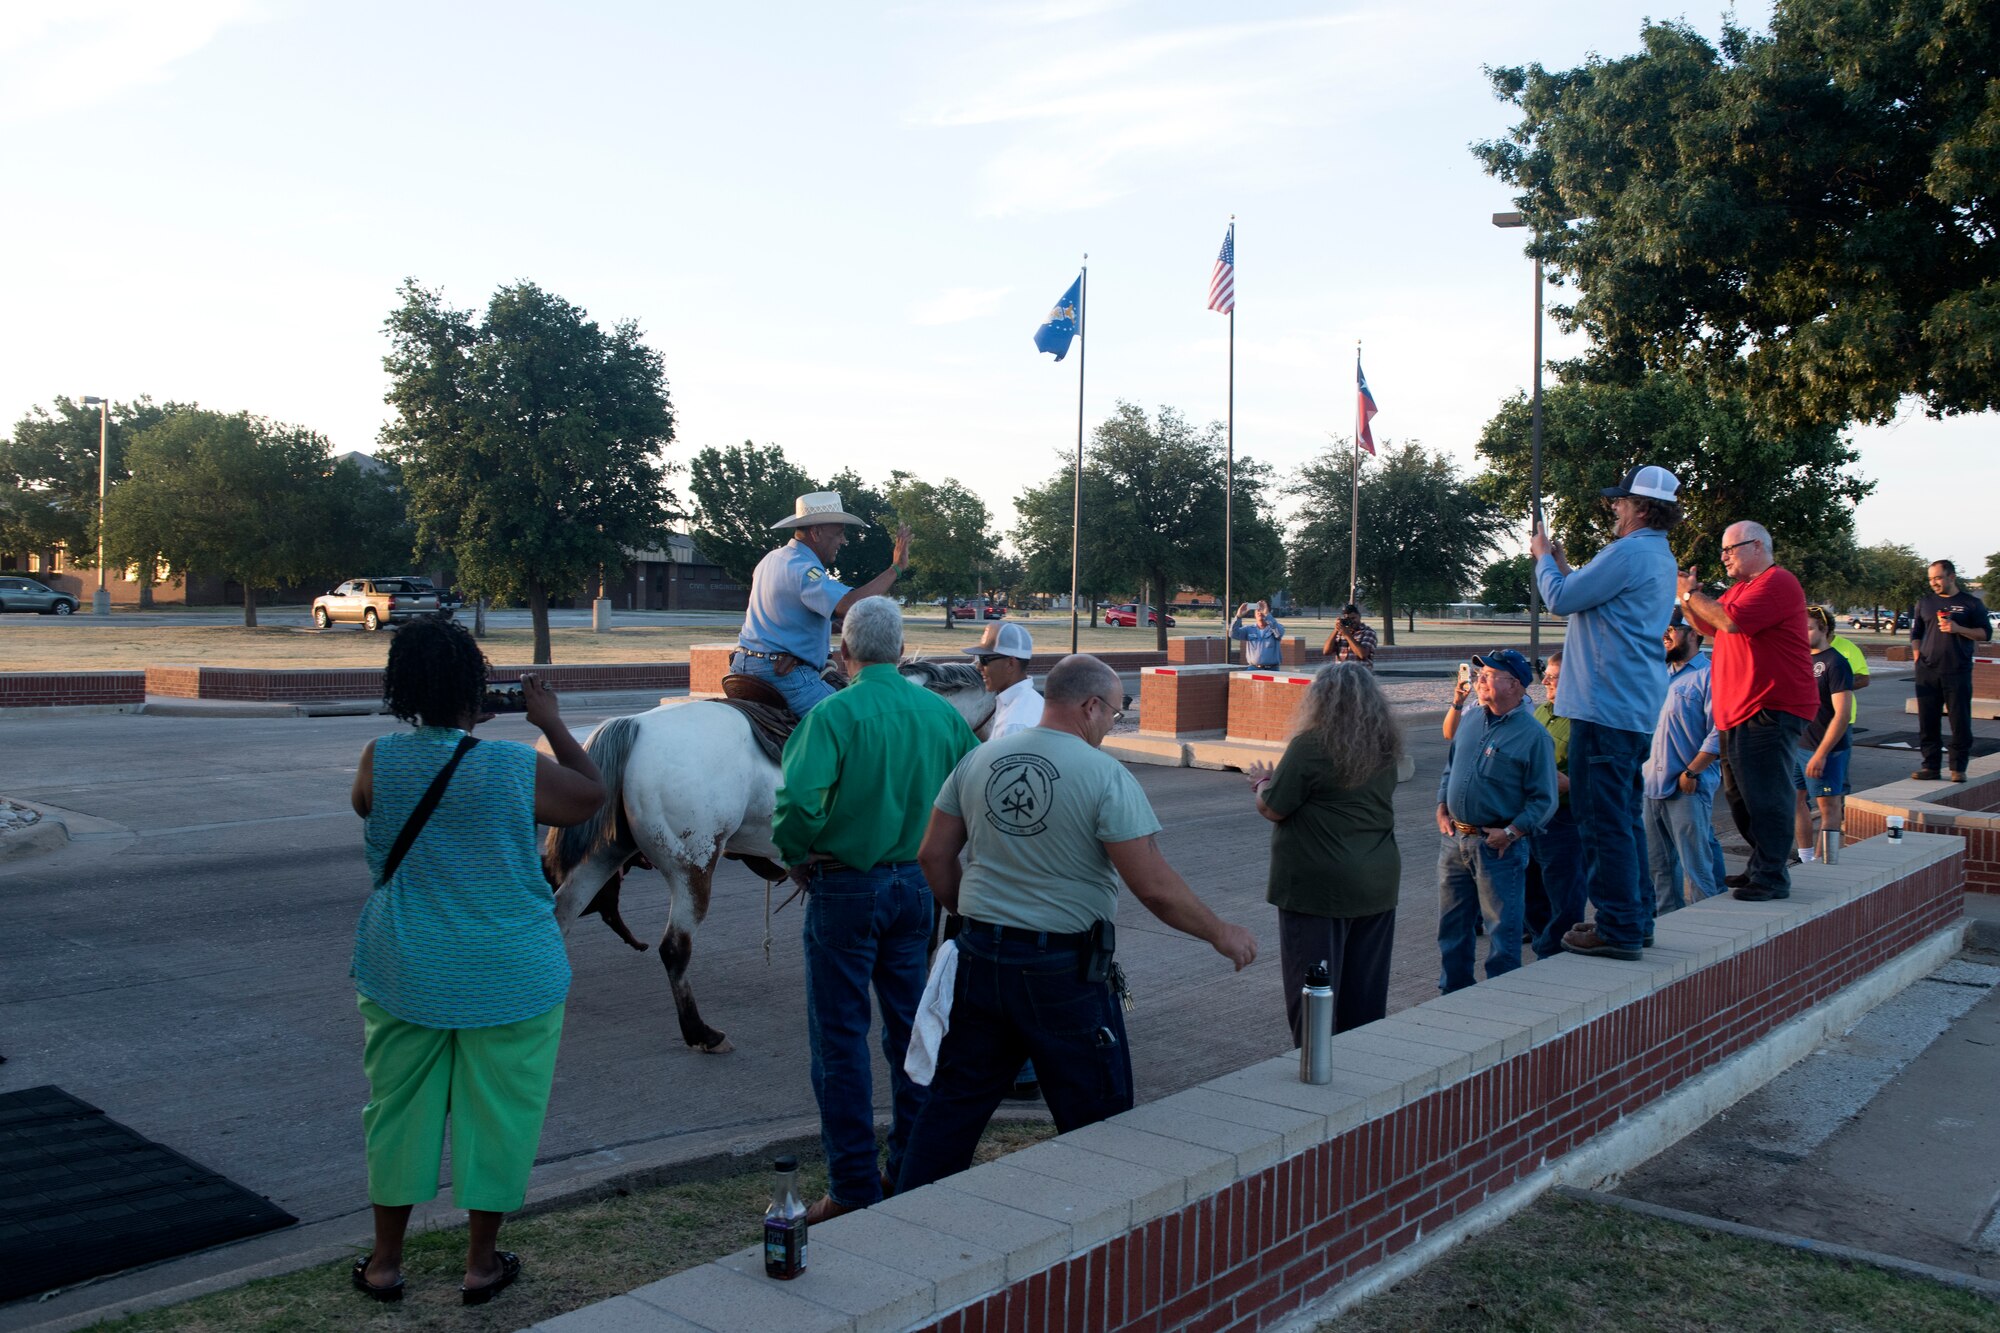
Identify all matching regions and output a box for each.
[0,662,1986,1240]
[36,608,749,630]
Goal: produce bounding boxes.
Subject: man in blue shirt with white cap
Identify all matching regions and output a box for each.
[734,491,913,716]
[1530,464,1681,962]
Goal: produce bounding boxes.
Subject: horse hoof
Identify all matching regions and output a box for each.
[699,1036,733,1054]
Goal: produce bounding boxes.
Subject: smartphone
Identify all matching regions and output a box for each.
[1456,663,1472,688]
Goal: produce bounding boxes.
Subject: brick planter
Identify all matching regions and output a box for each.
[1138,666,1236,736]
[1226,671,1316,744]
[1848,755,2000,894]
[1168,637,1227,665]
[0,672,146,708]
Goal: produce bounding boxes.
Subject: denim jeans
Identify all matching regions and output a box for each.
[802,862,933,1207]
[731,649,837,715]
[1915,670,1975,774]
[1437,833,1529,993]
[1566,719,1651,950]
[1720,709,1808,896]
[896,924,1132,1194]
[1529,805,1588,959]
[1643,790,1726,935]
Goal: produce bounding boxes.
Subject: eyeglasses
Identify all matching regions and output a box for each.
[1092,697,1126,723]
[1722,539,1761,556]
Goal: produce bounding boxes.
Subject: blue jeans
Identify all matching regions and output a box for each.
[1643,790,1726,932]
[1529,805,1588,959]
[802,862,933,1207]
[1566,719,1651,950]
[896,924,1132,1194]
[731,649,837,715]
[1437,833,1529,993]
[1721,710,1808,895]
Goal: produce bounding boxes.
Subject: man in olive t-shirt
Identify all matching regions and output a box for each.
[899,655,1256,1194]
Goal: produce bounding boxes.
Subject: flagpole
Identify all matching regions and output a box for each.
[1224,217,1235,662]
[1070,258,1088,654]
[1348,342,1362,607]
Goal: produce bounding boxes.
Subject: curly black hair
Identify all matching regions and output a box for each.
[382,614,489,729]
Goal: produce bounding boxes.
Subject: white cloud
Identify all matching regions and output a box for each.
[0,0,257,125]
[908,285,1015,326]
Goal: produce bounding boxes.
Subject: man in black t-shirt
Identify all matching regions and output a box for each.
[1910,559,1991,782]
[1793,607,1856,858]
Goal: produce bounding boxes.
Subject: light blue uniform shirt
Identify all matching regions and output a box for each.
[1644,652,1722,800]
[1436,700,1558,835]
[739,538,853,666]
[352,729,570,1028]
[1230,614,1287,667]
[1536,527,1677,735]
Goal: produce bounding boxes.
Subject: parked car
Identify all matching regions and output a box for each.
[0,575,78,615]
[398,577,463,612]
[983,603,1007,619]
[1103,603,1174,628]
[312,578,440,631]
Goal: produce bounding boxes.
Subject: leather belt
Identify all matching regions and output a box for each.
[806,857,918,874]
[1452,821,1483,836]
[960,917,1094,949]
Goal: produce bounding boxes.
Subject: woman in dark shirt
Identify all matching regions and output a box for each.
[1244,662,1403,1043]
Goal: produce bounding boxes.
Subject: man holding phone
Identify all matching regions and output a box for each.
[1230,600,1287,668]
[1911,560,1990,783]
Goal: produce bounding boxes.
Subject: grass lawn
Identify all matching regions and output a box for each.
[85,1120,1057,1333]
[0,613,1560,674]
[1335,1192,2000,1332]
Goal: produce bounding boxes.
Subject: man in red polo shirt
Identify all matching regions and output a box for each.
[1675,521,1817,901]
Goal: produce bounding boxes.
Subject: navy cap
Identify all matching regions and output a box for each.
[1472,649,1534,686]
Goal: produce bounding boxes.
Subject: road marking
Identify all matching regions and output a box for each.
[138,812,351,838]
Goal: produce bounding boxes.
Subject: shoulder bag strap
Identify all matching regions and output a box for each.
[377,734,478,887]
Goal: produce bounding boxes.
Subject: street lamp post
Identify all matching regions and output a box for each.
[81,396,110,616]
[1490,212,1543,668]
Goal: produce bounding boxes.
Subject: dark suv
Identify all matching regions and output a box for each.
[0,576,79,615]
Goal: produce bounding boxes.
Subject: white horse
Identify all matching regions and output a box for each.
[542,660,994,1054]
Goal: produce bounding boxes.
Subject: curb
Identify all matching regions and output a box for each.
[0,809,68,861]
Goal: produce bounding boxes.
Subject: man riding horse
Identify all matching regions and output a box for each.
[732,491,914,716]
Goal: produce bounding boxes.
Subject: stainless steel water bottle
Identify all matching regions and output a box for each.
[1815,829,1842,864]
[1299,960,1333,1085]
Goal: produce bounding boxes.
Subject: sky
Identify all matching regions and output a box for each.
[3,0,1992,572]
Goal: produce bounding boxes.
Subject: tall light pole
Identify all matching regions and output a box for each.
[81,396,110,616]
[1490,212,1542,668]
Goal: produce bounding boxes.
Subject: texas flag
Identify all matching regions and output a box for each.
[1356,358,1379,456]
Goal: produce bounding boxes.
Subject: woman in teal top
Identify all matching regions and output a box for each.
[347,617,604,1306]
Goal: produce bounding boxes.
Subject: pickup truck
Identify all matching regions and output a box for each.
[312,578,439,631]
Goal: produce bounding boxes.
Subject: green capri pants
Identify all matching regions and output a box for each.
[358,995,564,1213]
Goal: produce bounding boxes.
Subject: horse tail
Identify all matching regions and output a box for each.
[543,714,641,884]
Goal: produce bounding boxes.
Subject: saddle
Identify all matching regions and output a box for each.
[719,675,798,767]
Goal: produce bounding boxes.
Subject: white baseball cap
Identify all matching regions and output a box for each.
[965,621,1034,661]
[1599,464,1679,502]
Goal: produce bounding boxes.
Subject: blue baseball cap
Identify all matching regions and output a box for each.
[1472,649,1534,686]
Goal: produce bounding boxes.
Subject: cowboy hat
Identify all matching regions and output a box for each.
[771,491,869,530]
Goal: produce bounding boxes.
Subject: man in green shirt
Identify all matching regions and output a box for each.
[1528,650,1587,959]
[772,596,978,1224]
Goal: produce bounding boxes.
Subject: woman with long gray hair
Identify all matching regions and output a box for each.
[1244,661,1403,1042]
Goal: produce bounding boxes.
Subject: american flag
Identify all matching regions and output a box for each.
[1207,225,1234,314]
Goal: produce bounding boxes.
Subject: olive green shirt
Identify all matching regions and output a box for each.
[773,663,979,868]
[1261,733,1401,918]
[1534,701,1572,809]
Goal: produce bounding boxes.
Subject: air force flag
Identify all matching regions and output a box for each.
[1033,277,1081,361]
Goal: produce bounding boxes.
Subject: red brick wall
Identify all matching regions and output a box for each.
[1170,638,1227,665]
[1976,659,2000,697]
[912,851,1965,1333]
[141,662,690,702]
[1227,672,1315,743]
[0,671,146,707]
[689,644,736,697]
[1139,667,1234,735]
[1850,772,2000,894]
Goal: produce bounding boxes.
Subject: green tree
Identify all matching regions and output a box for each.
[1287,441,1504,645]
[821,468,895,585]
[106,410,343,626]
[687,442,815,586]
[1223,457,1289,612]
[882,472,992,631]
[1479,554,1534,612]
[380,280,676,664]
[1,396,175,599]
[1476,2,2000,431]
[1011,462,1121,627]
[1841,542,1930,621]
[1982,551,2000,601]
[1475,374,1871,572]
[1092,403,1238,651]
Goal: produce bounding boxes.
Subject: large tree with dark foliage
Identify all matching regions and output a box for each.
[1287,441,1504,644]
[380,280,676,664]
[1,396,174,598]
[686,441,815,586]
[1476,0,2000,431]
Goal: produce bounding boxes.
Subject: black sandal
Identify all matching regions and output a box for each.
[461,1251,521,1306]
[351,1255,404,1302]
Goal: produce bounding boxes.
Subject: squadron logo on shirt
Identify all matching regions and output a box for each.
[985,753,1059,837]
